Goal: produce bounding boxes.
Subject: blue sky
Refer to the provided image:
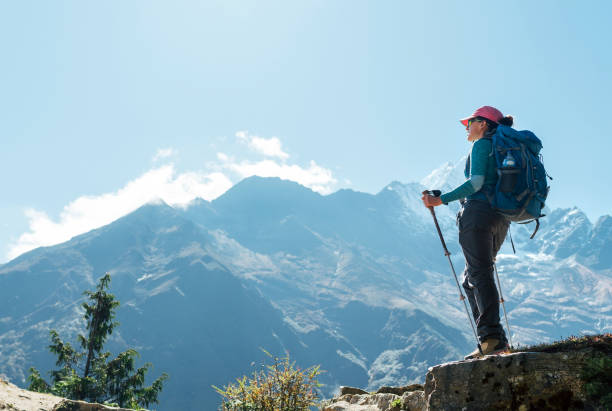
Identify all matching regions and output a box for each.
[1,1,611,262]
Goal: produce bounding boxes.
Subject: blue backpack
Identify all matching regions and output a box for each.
[487,125,551,238]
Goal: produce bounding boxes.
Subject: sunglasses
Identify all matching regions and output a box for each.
[467,118,484,128]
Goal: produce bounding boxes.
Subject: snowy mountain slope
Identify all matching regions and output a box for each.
[420,156,468,194]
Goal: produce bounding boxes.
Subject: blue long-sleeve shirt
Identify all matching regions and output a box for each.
[440,138,497,204]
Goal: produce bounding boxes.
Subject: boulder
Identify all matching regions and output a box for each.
[376,384,424,396]
[401,390,425,411]
[340,386,370,396]
[425,350,600,410]
[321,393,402,411]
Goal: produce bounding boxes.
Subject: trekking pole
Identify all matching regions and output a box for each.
[423,190,482,356]
[493,262,514,349]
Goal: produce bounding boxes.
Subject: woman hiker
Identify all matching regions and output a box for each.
[421,105,514,360]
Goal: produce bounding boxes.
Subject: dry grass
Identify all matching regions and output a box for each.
[509,333,612,355]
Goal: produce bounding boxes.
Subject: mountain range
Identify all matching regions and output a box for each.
[1,162,610,410]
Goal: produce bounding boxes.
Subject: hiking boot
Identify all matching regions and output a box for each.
[464,338,509,360]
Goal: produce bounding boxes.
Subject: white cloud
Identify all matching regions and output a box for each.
[7,165,233,261]
[230,132,338,192]
[153,147,177,162]
[236,131,289,160]
[7,132,340,262]
[221,158,338,195]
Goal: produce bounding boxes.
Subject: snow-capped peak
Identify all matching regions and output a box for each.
[420,156,467,192]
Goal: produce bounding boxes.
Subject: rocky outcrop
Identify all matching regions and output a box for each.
[51,400,133,411]
[339,387,370,396]
[322,392,400,411]
[322,341,611,410]
[322,385,425,411]
[426,351,595,410]
[0,378,133,411]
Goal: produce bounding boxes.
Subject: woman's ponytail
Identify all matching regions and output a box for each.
[498,115,514,127]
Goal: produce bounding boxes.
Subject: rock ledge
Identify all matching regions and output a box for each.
[322,348,609,410]
[0,378,133,411]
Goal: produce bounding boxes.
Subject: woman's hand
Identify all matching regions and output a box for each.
[421,193,443,208]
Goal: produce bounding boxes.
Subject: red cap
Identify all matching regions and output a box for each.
[460,106,503,127]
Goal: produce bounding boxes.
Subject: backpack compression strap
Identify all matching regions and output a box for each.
[518,218,541,239]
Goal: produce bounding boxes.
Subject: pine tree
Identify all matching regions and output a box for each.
[28,273,168,409]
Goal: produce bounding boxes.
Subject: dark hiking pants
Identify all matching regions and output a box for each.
[457,200,509,343]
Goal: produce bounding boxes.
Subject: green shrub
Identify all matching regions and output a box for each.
[582,353,612,408]
[213,350,323,411]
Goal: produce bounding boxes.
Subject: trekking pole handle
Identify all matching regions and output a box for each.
[422,190,441,214]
